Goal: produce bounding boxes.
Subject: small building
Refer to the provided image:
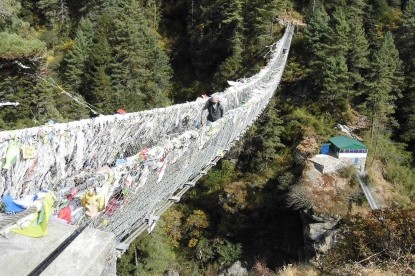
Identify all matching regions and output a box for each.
[329,136,368,160]
[316,136,368,174]
[320,143,331,155]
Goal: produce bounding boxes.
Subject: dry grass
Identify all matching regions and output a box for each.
[349,202,371,215]
[251,260,277,276]
[277,264,318,276]
[286,183,314,210]
[278,11,306,27]
[287,161,360,216]
[367,160,411,207]
[329,262,413,276]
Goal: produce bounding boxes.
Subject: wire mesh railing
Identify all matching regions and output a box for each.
[0,24,294,241]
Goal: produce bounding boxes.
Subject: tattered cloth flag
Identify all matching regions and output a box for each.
[3,142,20,169]
[22,145,37,159]
[13,193,55,237]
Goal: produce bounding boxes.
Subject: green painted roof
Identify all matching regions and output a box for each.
[329,136,367,150]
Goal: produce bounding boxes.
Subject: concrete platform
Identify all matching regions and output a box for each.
[0,221,116,276]
[310,154,343,174]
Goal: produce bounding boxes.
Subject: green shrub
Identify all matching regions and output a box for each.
[199,160,237,194]
[338,165,358,186]
[288,108,336,139]
[117,220,177,275]
[366,133,415,198]
[194,237,242,267]
[0,32,46,59]
[215,239,242,266]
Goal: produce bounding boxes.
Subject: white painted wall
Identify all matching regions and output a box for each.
[338,153,368,158]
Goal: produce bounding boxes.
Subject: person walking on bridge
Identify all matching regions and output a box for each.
[201,96,224,126]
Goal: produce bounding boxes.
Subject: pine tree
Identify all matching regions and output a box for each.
[188,0,244,84]
[327,6,350,57]
[347,14,370,84]
[37,0,68,28]
[0,75,68,129]
[364,31,403,140]
[320,55,350,109]
[0,76,34,129]
[305,5,353,112]
[346,0,366,18]
[303,5,331,98]
[399,0,415,55]
[32,78,64,123]
[254,101,285,170]
[90,67,115,111]
[242,0,287,67]
[109,0,171,111]
[323,6,354,110]
[345,0,370,97]
[212,0,244,87]
[214,33,243,87]
[86,11,114,113]
[364,2,381,48]
[398,0,415,148]
[304,5,331,58]
[62,18,94,93]
[240,99,284,171]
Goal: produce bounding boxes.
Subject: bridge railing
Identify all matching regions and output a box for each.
[0,24,294,240]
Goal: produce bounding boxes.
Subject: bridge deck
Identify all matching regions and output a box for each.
[0,221,116,276]
[0,24,294,272]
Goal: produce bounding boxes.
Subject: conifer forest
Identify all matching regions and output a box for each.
[1,0,415,274]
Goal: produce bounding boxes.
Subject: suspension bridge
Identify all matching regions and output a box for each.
[0,24,294,275]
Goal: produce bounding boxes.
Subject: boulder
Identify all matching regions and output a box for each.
[219,261,248,276]
[301,210,340,258]
[163,269,180,276]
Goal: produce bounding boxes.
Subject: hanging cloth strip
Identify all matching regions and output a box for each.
[12,193,55,237]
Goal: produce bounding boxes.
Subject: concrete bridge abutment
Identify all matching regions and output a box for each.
[0,221,116,276]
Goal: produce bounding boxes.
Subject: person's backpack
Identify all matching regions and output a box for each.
[207,102,223,122]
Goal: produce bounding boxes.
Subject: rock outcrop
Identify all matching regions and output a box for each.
[163,269,180,276]
[219,261,248,276]
[301,210,340,259]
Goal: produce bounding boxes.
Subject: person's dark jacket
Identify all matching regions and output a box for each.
[205,101,224,122]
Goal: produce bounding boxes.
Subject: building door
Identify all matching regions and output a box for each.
[354,158,359,165]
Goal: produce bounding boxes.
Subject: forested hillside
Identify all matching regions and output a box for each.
[1,0,415,275]
[291,0,415,196]
[119,0,414,275]
[1,0,173,127]
[0,0,292,127]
